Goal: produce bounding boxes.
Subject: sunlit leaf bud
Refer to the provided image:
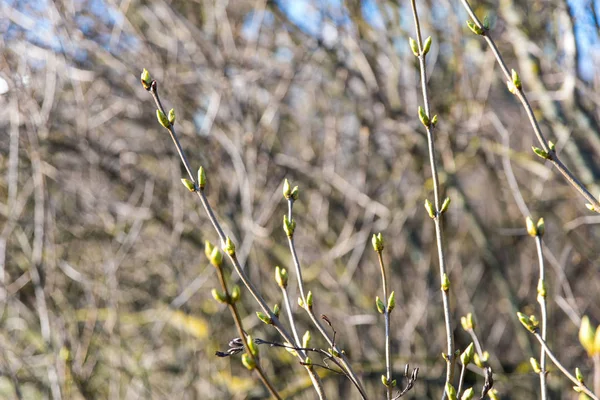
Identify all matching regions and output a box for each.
[517,312,535,333]
[461,313,475,331]
[424,199,436,219]
[224,236,236,255]
[141,69,152,90]
[242,353,256,370]
[579,316,596,356]
[205,241,215,260]
[488,389,499,400]
[283,215,296,237]
[575,367,584,383]
[304,357,312,365]
[156,109,170,128]
[247,335,258,357]
[423,36,432,55]
[372,233,384,252]
[198,166,206,190]
[532,146,550,159]
[168,108,176,125]
[273,303,280,318]
[431,114,438,126]
[445,383,458,400]
[302,330,311,348]
[441,273,450,292]
[387,291,396,313]
[548,141,556,151]
[460,343,475,365]
[256,311,272,325]
[211,289,227,304]
[482,15,490,30]
[306,291,313,308]
[290,186,299,200]
[298,297,304,308]
[536,218,545,237]
[526,216,537,237]
[376,296,385,314]
[537,279,547,300]
[381,375,389,387]
[210,247,223,267]
[511,69,522,90]
[461,387,475,400]
[507,80,517,94]
[440,197,451,214]
[283,179,292,199]
[594,325,600,355]
[230,285,241,303]
[181,178,196,192]
[530,357,541,374]
[466,20,484,35]
[275,266,288,289]
[585,203,596,212]
[418,106,430,127]
[409,37,419,57]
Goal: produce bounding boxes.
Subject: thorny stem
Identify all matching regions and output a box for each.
[214,266,281,399]
[458,0,600,212]
[534,235,548,400]
[532,332,599,400]
[146,81,326,399]
[287,199,369,400]
[410,0,455,395]
[376,251,393,400]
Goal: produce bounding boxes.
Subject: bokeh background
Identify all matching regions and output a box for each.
[1,0,600,398]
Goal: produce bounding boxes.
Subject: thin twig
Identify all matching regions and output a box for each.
[409,0,455,394]
[534,235,548,400]
[458,0,600,212]
[376,247,393,400]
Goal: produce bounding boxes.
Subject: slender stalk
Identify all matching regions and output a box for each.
[286,199,369,399]
[145,79,326,399]
[280,285,305,356]
[214,265,281,399]
[594,355,600,397]
[534,235,548,400]
[376,250,393,400]
[458,0,600,211]
[456,363,467,396]
[409,0,455,394]
[532,332,599,400]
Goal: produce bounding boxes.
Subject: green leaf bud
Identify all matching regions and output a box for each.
[548,140,556,151]
[156,109,170,128]
[423,36,432,55]
[537,279,547,300]
[579,316,596,356]
[461,387,475,400]
[376,296,385,314]
[418,106,430,127]
[530,357,541,374]
[273,303,280,318]
[306,291,313,308]
[460,343,475,365]
[298,297,304,308]
[536,218,545,237]
[205,241,215,260]
[302,330,311,348]
[210,247,223,267]
[517,312,535,333]
[431,114,438,126]
[283,179,291,199]
[526,216,537,237]
[283,215,296,237]
[461,313,475,331]
[424,198,436,219]
[211,289,227,304]
[441,273,450,292]
[247,335,258,357]
[387,291,396,313]
[511,69,522,90]
[241,353,256,370]
[224,236,236,255]
[586,203,596,212]
[482,15,490,30]
[488,389,499,400]
[532,146,550,159]
[575,367,584,383]
[409,37,419,57]
[466,20,484,35]
[141,69,152,90]
[291,186,299,200]
[181,178,196,192]
[198,166,206,190]
[440,197,451,214]
[381,375,388,387]
[275,266,288,289]
[168,108,176,125]
[303,357,312,365]
[256,311,272,325]
[372,232,384,252]
[230,285,241,303]
[445,383,458,400]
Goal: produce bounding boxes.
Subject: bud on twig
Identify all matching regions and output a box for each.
[210,247,223,267]
[579,316,596,356]
[156,109,170,128]
[283,215,296,237]
[168,108,176,125]
[530,357,541,374]
[372,233,384,252]
[376,296,385,314]
[511,69,522,90]
[445,383,458,400]
[466,20,484,35]
[141,69,152,90]
[526,216,538,237]
[230,285,241,303]
[387,291,396,313]
[273,303,280,318]
[441,273,450,292]
[306,291,313,309]
[409,37,419,57]
[461,387,475,400]
[256,311,272,325]
[198,166,206,190]
[423,36,432,55]
[461,313,475,331]
[418,106,430,127]
[275,266,288,289]
[532,146,550,160]
[242,353,256,370]
[460,343,475,365]
[224,236,236,255]
[283,179,291,199]
[302,330,311,348]
[181,178,196,192]
[424,199,436,219]
[212,289,228,304]
[440,197,451,214]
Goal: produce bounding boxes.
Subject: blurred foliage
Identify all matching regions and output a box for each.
[1,0,599,398]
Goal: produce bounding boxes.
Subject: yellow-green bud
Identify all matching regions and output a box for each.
[461,387,475,400]
[372,232,384,252]
[473,351,489,368]
[466,20,484,35]
[488,389,499,400]
[283,215,296,237]
[168,108,176,125]
[376,296,385,314]
[291,186,299,200]
[181,178,196,192]
[304,357,312,365]
[198,166,206,190]
[575,367,584,383]
[256,311,272,325]
[461,313,475,331]
[224,236,236,255]
[247,335,258,357]
[298,297,304,308]
[579,316,596,356]
[431,114,438,126]
[241,353,256,370]
[387,291,396,313]
[526,216,538,237]
[306,291,313,308]
[445,383,458,400]
[231,285,241,303]
[536,218,545,237]
[210,247,223,267]
[211,289,227,304]
[530,357,541,374]
[460,343,475,365]
[482,15,490,30]
[283,179,291,199]
[511,69,522,90]
[409,37,419,57]
[537,279,547,300]
[548,140,556,151]
[440,197,451,214]
[423,36,432,55]
[517,312,535,333]
[381,375,389,387]
[302,330,311,348]
[156,109,170,128]
[275,266,288,288]
[273,304,280,318]
[424,198,436,219]
[532,146,550,159]
[141,69,152,90]
[441,273,450,292]
[205,241,215,260]
[418,106,430,127]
